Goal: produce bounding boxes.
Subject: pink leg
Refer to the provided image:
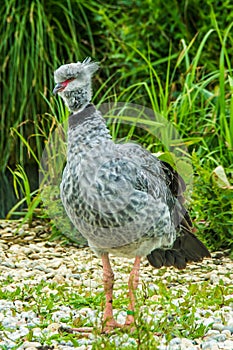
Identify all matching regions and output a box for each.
[61,254,120,335]
[101,253,122,332]
[60,255,140,335]
[125,256,141,326]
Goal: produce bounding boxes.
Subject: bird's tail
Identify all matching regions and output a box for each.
[147,228,211,270]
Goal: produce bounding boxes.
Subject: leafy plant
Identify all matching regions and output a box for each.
[0,0,95,215]
[6,164,41,226]
[191,153,233,253]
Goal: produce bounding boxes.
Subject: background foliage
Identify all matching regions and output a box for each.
[0,0,233,252]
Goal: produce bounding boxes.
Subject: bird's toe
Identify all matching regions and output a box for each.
[102,319,123,333]
[59,325,93,336]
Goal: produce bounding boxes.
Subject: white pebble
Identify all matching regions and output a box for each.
[201,340,218,350]
[224,339,233,349]
[21,342,42,349]
[205,329,220,336]
[212,323,224,331]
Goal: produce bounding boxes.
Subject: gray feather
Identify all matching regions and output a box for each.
[53,58,210,267]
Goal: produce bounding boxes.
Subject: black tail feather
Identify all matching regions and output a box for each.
[147,229,211,270]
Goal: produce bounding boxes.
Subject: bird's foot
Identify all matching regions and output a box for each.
[59,325,93,336]
[59,320,123,336]
[102,310,136,332]
[102,318,123,333]
[123,323,135,332]
[124,312,134,326]
[123,312,135,332]
[59,313,135,335]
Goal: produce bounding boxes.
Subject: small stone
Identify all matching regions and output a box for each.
[1,232,14,240]
[223,325,233,334]
[180,338,195,348]
[13,300,23,311]
[212,333,226,342]
[212,323,224,331]
[222,329,232,337]
[169,337,181,345]
[116,310,126,325]
[52,275,66,284]
[0,242,9,249]
[24,234,36,241]
[211,251,225,259]
[202,317,216,327]
[71,273,81,279]
[47,322,60,332]
[0,222,8,228]
[22,341,42,349]
[226,319,233,327]
[28,253,41,259]
[34,264,48,272]
[150,294,160,302]
[31,327,43,337]
[34,225,45,233]
[171,297,185,306]
[83,280,98,288]
[210,273,220,284]
[223,339,233,349]
[1,260,16,268]
[201,340,218,350]
[205,329,220,337]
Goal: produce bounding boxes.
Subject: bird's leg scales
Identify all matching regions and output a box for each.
[101,253,123,332]
[60,254,122,335]
[124,256,141,327]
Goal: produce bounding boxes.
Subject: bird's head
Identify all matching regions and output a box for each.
[53,57,99,113]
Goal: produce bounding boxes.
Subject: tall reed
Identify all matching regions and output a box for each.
[0,0,95,215]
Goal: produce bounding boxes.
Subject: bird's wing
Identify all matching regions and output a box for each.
[117,143,211,267]
[117,143,185,219]
[117,143,192,226]
[159,160,192,229]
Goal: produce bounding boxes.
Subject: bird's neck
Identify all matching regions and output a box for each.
[67,104,112,155]
[63,83,92,113]
[68,104,96,128]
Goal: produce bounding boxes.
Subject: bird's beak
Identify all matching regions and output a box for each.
[53,83,63,95]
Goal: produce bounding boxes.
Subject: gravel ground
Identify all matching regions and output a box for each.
[0,219,233,350]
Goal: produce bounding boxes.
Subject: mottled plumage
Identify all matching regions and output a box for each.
[53,58,210,332]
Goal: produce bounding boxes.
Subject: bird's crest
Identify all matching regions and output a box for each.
[82,57,99,75]
[54,58,99,83]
